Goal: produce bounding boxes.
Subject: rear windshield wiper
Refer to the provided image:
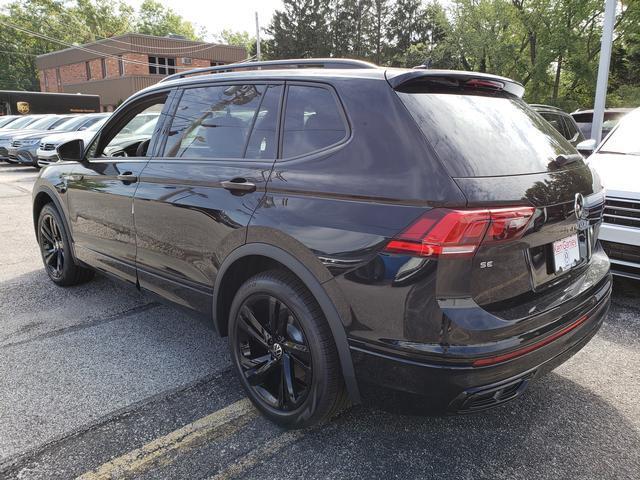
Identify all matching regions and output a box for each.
[553,153,582,168]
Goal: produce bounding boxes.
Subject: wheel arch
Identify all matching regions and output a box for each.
[32,186,75,258]
[214,242,361,403]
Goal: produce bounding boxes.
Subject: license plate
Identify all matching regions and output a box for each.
[553,234,581,273]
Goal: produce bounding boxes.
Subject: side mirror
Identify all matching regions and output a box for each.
[57,139,84,162]
[576,139,597,157]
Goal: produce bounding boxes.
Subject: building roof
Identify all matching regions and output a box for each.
[36,33,246,69]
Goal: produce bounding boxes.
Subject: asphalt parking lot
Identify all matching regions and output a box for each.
[0,162,639,479]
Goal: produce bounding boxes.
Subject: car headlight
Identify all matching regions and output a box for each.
[21,139,40,146]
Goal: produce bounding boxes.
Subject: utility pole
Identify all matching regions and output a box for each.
[255,12,261,62]
[591,0,617,144]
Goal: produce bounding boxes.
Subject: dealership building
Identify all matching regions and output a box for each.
[36,33,247,111]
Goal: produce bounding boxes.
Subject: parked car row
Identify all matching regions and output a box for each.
[0,113,111,168]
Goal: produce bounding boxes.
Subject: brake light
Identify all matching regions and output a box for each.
[465,79,505,91]
[384,207,535,258]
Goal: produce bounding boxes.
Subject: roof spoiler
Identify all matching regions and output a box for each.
[385,69,525,98]
[160,58,378,83]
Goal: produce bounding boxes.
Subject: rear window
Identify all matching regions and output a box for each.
[398,91,579,177]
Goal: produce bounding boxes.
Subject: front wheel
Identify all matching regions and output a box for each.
[37,203,94,286]
[228,270,348,428]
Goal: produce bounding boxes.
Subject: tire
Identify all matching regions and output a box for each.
[228,269,348,428]
[37,203,94,286]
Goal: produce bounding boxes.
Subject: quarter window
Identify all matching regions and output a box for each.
[163,84,270,159]
[282,85,347,158]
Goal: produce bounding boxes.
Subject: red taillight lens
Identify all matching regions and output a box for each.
[385,207,535,258]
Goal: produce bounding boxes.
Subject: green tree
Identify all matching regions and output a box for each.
[135,0,198,40]
[267,0,332,58]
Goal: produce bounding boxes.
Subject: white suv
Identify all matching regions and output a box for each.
[585,108,640,280]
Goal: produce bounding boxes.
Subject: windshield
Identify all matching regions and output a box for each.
[53,115,86,131]
[398,91,579,177]
[27,116,65,130]
[599,110,640,155]
[86,116,109,132]
[134,118,158,135]
[4,116,40,130]
[0,117,17,128]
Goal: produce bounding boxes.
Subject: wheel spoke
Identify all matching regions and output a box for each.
[41,227,54,244]
[56,250,63,272]
[45,250,56,265]
[245,357,279,386]
[282,353,296,406]
[239,306,271,347]
[239,353,271,370]
[268,297,282,336]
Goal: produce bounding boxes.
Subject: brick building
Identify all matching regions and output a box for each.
[36,33,247,111]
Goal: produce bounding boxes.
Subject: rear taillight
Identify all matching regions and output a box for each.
[384,207,535,258]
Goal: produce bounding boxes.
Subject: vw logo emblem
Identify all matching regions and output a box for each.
[271,343,283,359]
[574,193,586,220]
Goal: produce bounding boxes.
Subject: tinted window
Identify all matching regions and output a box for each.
[539,112,568,138]
[282,85,347,158]
[245,85,282,159]
[164,84,266,159]
[398,92,579,177]
[562,116,579,140]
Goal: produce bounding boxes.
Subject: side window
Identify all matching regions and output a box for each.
[540,112,568,139]
[245,85,282,159]
[562,116,579,140]
[88,95,166,158]
[163,84,267,159]
[282,85,347,158]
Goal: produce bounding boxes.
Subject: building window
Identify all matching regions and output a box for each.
[56,68,62,88]
[148,56,176,75]
[101,58,107,78]
[210,61,227,73]
[85,61,91,80]
[118,55,124,76]
[44,71,49,89]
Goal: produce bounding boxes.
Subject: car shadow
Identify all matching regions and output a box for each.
[315,372,640,479]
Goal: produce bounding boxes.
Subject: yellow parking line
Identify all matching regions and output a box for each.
[76,398,257,480]
[208,429,306,480]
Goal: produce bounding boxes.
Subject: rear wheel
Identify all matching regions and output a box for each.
[37,203,94,286]
[229,269,347,428]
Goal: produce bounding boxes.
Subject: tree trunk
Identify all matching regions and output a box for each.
[553,53,562,101]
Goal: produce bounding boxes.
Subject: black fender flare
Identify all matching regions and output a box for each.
[214,242,361,403]
[32,185,74,250]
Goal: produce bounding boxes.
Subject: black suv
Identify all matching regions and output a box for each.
[33,59,611,428]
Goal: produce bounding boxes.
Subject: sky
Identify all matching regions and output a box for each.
[133,0,284,38]
[0,0,285,39]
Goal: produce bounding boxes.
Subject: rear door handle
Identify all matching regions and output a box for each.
[117,172,138,183]
[220,178,256,193]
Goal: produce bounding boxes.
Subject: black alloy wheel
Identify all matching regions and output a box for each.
[229,270,348,428]
[39,211,65,280]
[235,294,313,411]
[37,203,94,286]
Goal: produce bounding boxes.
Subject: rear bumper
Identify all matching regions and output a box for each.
[350,275,611,414]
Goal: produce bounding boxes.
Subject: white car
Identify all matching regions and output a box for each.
[36,115,110,167]
[582,108,640,280]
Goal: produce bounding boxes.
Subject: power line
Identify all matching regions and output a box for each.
[0,20,251,71]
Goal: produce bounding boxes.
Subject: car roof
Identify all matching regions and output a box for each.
[132,59,525,99]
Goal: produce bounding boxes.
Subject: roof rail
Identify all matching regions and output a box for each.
[529,104,562,111]
[160,58,378,83]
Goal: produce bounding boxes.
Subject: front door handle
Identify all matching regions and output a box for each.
[220,178,256,193]
[117,172,138,183]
